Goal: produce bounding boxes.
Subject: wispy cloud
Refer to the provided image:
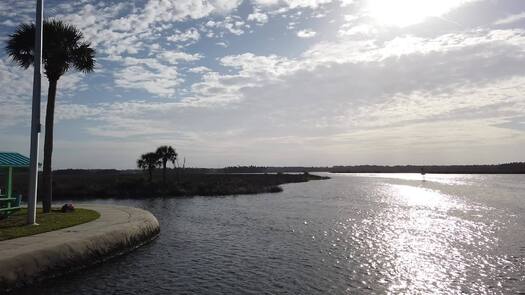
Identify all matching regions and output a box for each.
[494,12,525,25]
[247,9,269,25]
[297,29,317,38]
[167,28,201,44]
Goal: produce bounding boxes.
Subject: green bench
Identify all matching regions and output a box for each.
[0,194,21,218]
[0,166,22,218]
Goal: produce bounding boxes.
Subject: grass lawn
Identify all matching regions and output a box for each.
[0,208,100,241]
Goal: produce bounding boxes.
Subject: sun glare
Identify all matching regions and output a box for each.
[365,0,465,27]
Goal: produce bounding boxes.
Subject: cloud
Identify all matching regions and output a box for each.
[169,27,525,159]
[108,50,201,97]
[297,29,317,38]
[0,1,33,26]
[253,0,335,10]
[0,58,88,128]
[302,29,525,65]
[53,0,243,60]
[189,66,212,73]
[159,52,203,64]
[2,0,525,168]
[55,103,104,121]
[54,3,132,57]
[338,24,378,37]
[109,0,243,33]
[203,16,247,36]
[167,28,201,44]
[247,10,269,25]
[494,12,525,26]
[364,0,482,27]
[113,57,183,97]
[185,27,525,109]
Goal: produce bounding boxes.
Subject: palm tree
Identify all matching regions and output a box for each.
[156,145,177,184]
[137,158,147,173]
[137,153,161,183]
[6,20,95,213]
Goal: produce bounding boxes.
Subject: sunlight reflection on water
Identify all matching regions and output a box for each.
[385,184,459,209]
[18,173,525,294]
[345,181,518,293]
[380,184,469,293]
[351,173,479,186]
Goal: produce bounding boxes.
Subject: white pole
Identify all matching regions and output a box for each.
[27,0,43,225]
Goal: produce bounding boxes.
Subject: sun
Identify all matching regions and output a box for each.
[365,0,466,27]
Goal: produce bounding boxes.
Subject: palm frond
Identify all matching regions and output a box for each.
[5,23,36,69]
[156,145,178,164]
[5,19,96,80]
[73,43,95,73]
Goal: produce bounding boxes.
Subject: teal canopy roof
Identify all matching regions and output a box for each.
[0,152,30,168]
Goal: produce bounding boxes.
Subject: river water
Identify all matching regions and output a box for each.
[19,173,525,294]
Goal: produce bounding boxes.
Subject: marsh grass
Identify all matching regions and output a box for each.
[3,171,329,199]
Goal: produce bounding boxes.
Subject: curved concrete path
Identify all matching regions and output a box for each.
[0,204,160,291]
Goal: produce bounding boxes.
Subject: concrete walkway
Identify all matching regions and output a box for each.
[0,204,160,291]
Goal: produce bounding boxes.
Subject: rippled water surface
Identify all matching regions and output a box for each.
[20,173,525,294]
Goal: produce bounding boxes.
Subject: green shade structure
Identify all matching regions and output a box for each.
[0,152,29,217]
[0,152,30,168]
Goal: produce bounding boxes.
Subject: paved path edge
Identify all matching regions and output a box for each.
[0,204,160,291]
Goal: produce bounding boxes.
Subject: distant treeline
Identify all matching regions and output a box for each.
[330,162,525,174]
[219,163,525,174]
[11,162,525,176]
[219,165,329,173]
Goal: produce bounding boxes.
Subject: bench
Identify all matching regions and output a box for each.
[0,194,21,218]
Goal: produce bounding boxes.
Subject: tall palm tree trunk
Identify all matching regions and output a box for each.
[42,79,58,213]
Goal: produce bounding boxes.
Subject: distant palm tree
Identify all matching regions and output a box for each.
[137,152,161,182]
[6,20,95,213]
[137,158,147,173]
[156,145,177,184]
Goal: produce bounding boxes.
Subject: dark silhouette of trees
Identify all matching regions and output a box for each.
[137,146,179,183]
[156,145,177,184]
[137,153,161,182]
[137,158,147,174]
[329,163,525,173]
[6,20,95,213]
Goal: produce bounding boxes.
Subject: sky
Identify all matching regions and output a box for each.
[0,0,524,169]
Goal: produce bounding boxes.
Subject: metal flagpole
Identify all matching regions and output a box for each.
[27,0,43,225]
